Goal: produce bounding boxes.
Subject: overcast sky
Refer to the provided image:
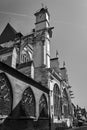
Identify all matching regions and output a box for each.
[0,0,87,109]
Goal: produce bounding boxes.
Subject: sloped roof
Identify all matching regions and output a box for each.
[0,23,17,44]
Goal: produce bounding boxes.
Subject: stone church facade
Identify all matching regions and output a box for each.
[0,7,73,130]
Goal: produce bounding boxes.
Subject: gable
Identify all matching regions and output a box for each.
[0,23,17,44]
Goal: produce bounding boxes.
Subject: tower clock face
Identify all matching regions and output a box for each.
[0,73,12,116]
[37,13,45,23]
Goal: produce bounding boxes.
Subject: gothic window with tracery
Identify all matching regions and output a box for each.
[0,73,13,116]
[20,47,32,63]
[39,94,48,118]
[53,83,61,117]
[63,88,69,117]
[21,87,35,117]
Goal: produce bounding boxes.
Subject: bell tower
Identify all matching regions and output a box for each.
[33,7,54,68]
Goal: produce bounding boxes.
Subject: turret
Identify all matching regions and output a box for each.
[33,7,54,68]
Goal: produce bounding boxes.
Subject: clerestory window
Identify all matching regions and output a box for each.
[53,83,61,117]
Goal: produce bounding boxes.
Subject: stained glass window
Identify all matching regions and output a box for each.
[22,87,35,117]
[63,88,69,117]
[53,84,61,117]
[0,73,13,116]
[39,94,48,117]
[63,105,68,118]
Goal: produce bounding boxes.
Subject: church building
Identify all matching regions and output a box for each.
[0,7,73,130]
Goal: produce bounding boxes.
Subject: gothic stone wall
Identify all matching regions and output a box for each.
[34,66,50,88]
[0,72,49,130]
[6,73,48,118]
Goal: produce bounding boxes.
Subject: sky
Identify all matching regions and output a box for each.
[0,0,87,109]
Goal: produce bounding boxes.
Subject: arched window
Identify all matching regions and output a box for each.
[20,49,31,63]
[63,88,69,117]
[21,87,35,117]
[0,73,13,116]
[53,83,61,117]
[63,88,68,101]
[39,94,48,117]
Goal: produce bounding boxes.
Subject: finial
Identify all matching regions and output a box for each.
[56,50,59,58]
[45,5,48,9]
[8,17,11,24]
[41,3,44,8]
[63,61,65,67]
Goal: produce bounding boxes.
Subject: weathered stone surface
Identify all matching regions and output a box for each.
[34,66,50,88]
